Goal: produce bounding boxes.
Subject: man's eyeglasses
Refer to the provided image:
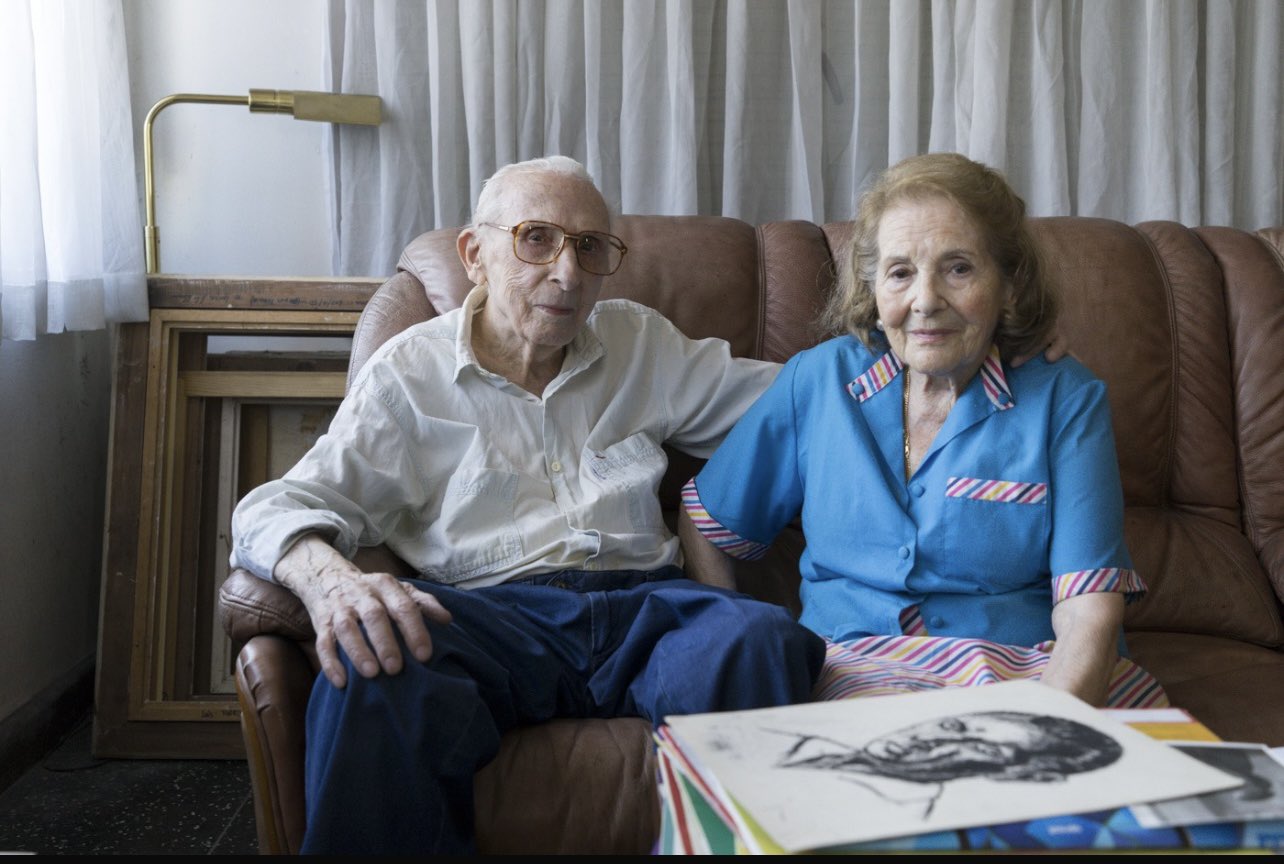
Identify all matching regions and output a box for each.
[481,220,628,276]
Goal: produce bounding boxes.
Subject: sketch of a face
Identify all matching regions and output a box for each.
[866,713,1057,779]
[780,711,1123,785]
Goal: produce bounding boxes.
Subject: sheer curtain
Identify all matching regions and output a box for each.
[0,0,147,342]
[323,0,1284,277]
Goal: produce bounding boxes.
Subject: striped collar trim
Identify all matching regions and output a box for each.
[846,344,1014,411]
[977,345,1015,410]
[845,351,903,402]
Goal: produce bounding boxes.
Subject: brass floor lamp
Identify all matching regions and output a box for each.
[142,89,382,274]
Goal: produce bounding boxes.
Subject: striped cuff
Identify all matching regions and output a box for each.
[681,477,770,561]
[1052,568,1148,604]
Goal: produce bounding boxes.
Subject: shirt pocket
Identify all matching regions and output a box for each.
[423,467,523,584]
[581,433,668,534]
[939,475,1049,592]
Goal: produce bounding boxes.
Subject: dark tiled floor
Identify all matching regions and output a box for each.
[0,715,257,855]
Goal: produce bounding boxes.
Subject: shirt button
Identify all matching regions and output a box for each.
[910,484,925,498]
[898,546,910,560]
[550,461,563,473]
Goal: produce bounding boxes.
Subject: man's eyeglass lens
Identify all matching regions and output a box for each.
[512,222,624,275]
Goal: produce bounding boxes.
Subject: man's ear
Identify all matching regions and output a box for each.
[458,227,485,284]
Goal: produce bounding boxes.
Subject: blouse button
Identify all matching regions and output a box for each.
[898,545,910,560]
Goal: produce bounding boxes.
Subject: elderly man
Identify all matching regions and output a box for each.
[228,155,825,854]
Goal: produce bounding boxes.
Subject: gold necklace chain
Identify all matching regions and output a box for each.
[902,369,912,482]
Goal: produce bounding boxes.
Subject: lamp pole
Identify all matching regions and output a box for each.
[142,90,382,274]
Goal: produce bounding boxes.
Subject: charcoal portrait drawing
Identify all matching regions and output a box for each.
[771,711,1123,819]
[662,680,1244,852]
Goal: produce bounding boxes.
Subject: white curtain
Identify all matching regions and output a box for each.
[323,0,1284,277]
[0,0,147,342]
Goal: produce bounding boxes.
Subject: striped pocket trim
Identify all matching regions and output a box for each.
[946,476,1048,503]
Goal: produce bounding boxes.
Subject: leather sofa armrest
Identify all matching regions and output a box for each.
[218,546,415,643]
[219,569,314,643]
[236,634,315,854]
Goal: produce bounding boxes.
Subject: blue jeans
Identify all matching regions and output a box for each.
[299,567,824,854]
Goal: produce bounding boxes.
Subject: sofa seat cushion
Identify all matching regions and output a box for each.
[474,718,657,854]
[1124,508,1284,648]
[1126,630,1284,746]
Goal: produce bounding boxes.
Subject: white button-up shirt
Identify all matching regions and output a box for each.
[230,285,780,589]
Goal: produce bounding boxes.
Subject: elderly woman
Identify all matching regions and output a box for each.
[680,152,1166,709]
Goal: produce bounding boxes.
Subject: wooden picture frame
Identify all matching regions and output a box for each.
[207,397,339,695]
[94,277,377,758]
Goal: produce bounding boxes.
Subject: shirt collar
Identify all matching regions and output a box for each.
[452,284,488,381]
[451,283,605,384]
[846,344,1014,411]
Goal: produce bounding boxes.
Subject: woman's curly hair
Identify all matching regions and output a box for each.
[818,152,1058,362]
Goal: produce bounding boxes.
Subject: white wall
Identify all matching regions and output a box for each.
[0,1,334,734]
[0,331,110,722]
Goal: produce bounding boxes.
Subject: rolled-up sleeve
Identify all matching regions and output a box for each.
[652,315,780,459]
[229,376,426,582]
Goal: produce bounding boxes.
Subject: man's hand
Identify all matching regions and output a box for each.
[273,533,452,689]
[1010,329,1073,367]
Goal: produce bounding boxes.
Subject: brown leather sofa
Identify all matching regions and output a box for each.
[218,215,1284,854]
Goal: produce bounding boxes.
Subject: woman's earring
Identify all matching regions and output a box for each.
[875,318,885,331]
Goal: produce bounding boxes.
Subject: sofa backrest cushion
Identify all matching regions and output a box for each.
[1030,218,1282,647]
[383,215,834,360]
[353,215,1284,648]
[1204,227,1284,602]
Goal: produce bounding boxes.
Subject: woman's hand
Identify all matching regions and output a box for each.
[1041,591,1125,706]
[273,533,453,689]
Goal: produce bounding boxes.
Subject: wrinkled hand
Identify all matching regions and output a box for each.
[1010,329,1073,367]
[273,534,452,689]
